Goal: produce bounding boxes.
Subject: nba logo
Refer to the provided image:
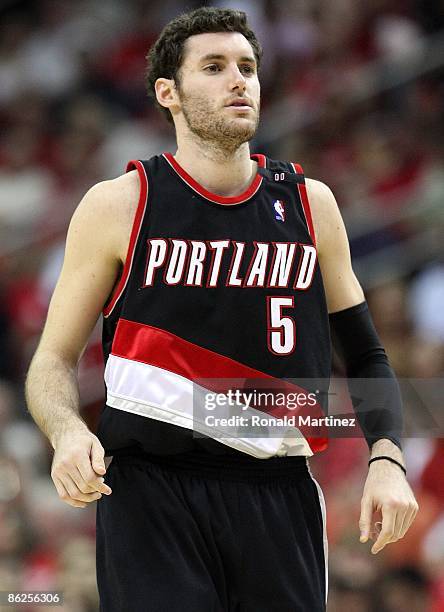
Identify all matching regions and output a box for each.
[273,200,285,222]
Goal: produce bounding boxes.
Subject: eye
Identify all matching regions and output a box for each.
[240,65,255,75]
[203,64,221,73]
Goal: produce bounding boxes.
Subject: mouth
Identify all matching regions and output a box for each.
[226,106,252,113]
[225,105,253,114]
[225,99,253,111]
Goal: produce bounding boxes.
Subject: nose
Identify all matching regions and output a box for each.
[229,65,247,92]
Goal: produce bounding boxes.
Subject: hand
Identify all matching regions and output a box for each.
[359,459,418,554]
[51,428,112,508]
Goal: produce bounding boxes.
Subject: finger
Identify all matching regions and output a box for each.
[77,459,112,495]
[76,460,101,492]
[65,460,111,496]
[63,473,103,504]
[56,458,111,497]
[393,504,408,541]
[399,502,419,539]
[370,521,382,541]
[359,497,373,543]
[64,463,98,495]
[53,457,93,494]
[90,438,106,476]
[372,505,396,554]
[399,508,413,540]
[53,476,87,508]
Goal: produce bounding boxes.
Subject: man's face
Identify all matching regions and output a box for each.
[174,32,260,149]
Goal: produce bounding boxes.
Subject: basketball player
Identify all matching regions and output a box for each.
[25,8,418,611]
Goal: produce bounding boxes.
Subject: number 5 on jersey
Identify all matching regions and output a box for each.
[266,296,296,355]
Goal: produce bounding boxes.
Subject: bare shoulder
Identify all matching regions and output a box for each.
[305,178,338,218]
[304,179,364,309]
[77,170,140,225]
[71,169,140,264]
[305,178,344,256]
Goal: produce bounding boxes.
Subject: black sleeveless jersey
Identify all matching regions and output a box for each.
[98,153,331,458]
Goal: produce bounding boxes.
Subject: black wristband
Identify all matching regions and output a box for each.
[368,455,407,476]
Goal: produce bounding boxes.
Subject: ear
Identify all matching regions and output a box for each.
[155,78,180,113]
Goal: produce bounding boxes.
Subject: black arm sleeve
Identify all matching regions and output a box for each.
[329,301,403,450]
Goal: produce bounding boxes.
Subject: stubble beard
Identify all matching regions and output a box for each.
[179,91,260,154]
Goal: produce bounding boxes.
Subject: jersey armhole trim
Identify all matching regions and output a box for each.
[103,160,149,318]
[290,162,316,247]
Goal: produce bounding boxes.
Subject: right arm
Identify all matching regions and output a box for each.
[25,171,139,507]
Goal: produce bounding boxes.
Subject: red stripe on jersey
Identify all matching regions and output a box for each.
[163,152,266,205]
[103,161,149,317]
[292,163,316,247]
[111,318,327,452]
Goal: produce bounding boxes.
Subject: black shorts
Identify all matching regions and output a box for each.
[96,451,327,612]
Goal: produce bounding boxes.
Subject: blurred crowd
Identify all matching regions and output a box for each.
[0,0,443,610]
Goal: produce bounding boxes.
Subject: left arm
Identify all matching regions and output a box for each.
[306,178,419,554]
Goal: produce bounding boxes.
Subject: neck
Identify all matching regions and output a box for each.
[173,132,257,198]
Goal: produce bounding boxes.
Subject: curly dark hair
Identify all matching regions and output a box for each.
[146,7,262,124]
